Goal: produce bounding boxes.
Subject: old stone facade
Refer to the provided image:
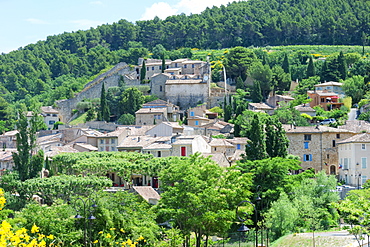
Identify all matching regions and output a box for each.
[284,125,356,174]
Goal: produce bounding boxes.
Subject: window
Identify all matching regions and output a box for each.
[190,111,195,117]
[195,120,199,126]
[214,147,217,151]
[152,66,154,70]
[332,140,336,147]
[100,140,104,144]
[237,144,241,150]
[343,158,349,170]
[336,134,340,139]
[48,120,55,125]
[362,175,367,185]
[304,134,311,141]
[146,67,149,71]
[181,147,186,156]
[192,64,195,68]
[159,65,162,70]
[111,139,115,144]
[105,146,109,151]
[158,151,161,157]
[159,85,163,92]
[184,64,187,68]
[111,147,116,151]
[303,154,312,161]
[100,147,104,151]
[105,139,109,144]
[175,63,178,67]
[362,144,366,150]
[327,154,330,159]
[304,142,309,149]
[362,157,367,169]
[52,114,57,117]
[321,98,325,103]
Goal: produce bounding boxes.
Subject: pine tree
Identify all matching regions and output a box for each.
[282,53,290,74]
[338,51,347,80]
[140,60,147,82]
[99,83,110,122]
[245,114,267,161]
[306,56,315,78]
[236,76,244,90]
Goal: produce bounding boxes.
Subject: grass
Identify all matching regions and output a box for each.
[270,233,356,247]
[69,112,88,125]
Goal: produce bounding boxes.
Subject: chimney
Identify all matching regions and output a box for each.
[138,137,140,142]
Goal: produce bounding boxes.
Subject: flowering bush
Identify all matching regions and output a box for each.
[94,228,146,247]
[0,188,55,246]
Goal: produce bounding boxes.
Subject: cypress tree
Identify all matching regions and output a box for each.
[141,60,147,82]
[306,56,315,78]
[338,51,347,80]
[245,114,267,161]
[251,81,263,103]
[265,117,289,158]
[224,105,232,122]
[282,53,290,74]
[100,83,110,122]
[320,61,328,82]
[236,76,244,90]
[161,55,165,73]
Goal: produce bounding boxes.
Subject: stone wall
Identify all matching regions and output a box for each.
[56,63,140,122]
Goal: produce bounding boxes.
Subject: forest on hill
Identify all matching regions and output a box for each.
[0,0,368,129]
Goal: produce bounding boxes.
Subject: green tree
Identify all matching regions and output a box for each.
[338,51,347,80]
[282,53,290,74]
[251,81,263,103]
[120,87,145,116]
[99,83,110,122]
[306,56,315,78]
[245,114,267,160]
[265,117,289,158]
[161,54,166,73]
[249,62,272,99]
[12,111,44,181]
[158,154,252,247]
[118,113,135,125]
[271,65,291,93]
[342,75,365,104]
[140,60,147,82]
[224,46,257,81]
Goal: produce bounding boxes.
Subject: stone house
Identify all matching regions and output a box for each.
[142,136,173,158]
[187,116,213,127]
[41,106,60,130]
[294,104,316,117]
[146,122,183,137]
[307,90,343,110]
[0,151,15,175]
[0,130,18,149]
[135,99,180,126]
[314,81,344,97]
[171,135,211,157]
[248,103,274,115]
[283,125,356,174]
[337,133,370,187]
[71,143,99,152]
[117,135,157,152]
[226,137,248,163]
[209,138,235,157]
[266,94,294,108]
[96,127,129,152]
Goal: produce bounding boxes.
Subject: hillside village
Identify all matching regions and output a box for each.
[0,56,369,191]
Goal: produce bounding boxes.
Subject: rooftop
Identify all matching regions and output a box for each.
[337,133,370,144]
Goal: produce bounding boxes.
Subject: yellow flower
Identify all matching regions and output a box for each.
[136,236,144,241]
[38,233,46,240]
[31,224,39,233]
[47,234,54,240]
[120,228,125,233]
[93,240,99,243]
[110,228,116,231]
[98,231,103,234]
[106,233,112,238]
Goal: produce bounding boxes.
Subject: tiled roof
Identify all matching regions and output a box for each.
[117,135,157,148]
[166,79,203,84]
[337,133,370,144]
[209,138,235,147]
[294,105,316,112]
[283,125,355,133]
[226,138,249,145]
[135,108,166,114]
[249,103,274,110]
[314,81,343,87]
[44,146,79,157]
[142,142,172,150]
[133,186,160,202]
[41,106,59,114]
[338,120,370,133]
[73,143,98,151]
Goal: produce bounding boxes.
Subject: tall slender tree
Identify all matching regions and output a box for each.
[306,56,315,78]
[338,51,347,80]
[99,83,110,122]
[161,55,165,73]
[245,114,267,160]
[282,53,290,74]
[140,60,147,82]
[265,117,289,158]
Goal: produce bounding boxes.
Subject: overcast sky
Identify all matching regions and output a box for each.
[0,0,235,53]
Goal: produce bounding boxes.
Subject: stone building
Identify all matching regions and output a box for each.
[283,125,356,174]
[41,106,60,130]
[135,100,180,126]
